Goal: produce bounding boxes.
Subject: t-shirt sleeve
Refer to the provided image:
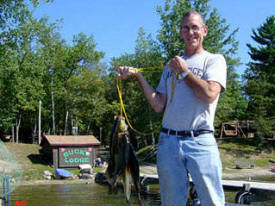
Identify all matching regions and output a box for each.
[203,54,227,92]
[156,67,169,94]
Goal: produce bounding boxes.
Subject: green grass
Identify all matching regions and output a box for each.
[4,143,55,180]
[93,167,105,173]
[137,138,275,169]
[218,138,275,170]
[2,142,107,181]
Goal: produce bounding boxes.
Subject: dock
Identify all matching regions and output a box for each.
[140,173,275,191]
[140,172,275,204]
[222,179,275,191]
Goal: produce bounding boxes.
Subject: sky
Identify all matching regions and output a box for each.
[33,0,275,75]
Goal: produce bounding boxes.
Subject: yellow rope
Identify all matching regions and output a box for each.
[116,66,177,136]
[116,77,158,136]
[132,66,163,73]
[168,72,178,106]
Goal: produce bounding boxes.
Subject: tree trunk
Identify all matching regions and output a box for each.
[86,120,91,135]
[100,127,102,142]
[38,100,41,144]
[51,78,56,135]
[74,115,78,135]
[64,110,69,135]
[70,113,78,135]
[11,126,15,142]
[32,118,37,144]
[16,113,21,144]
[71,113,74,135]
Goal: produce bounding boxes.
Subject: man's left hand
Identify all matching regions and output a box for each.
[167,56,188,74]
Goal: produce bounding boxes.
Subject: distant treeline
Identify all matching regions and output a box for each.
[0,0,274,145]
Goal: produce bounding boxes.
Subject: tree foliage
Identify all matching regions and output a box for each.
[243,15,275,137]
[0,1,110,142]
[1,0,271,145]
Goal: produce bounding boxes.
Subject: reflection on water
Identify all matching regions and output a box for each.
[11,183,154,206]
[10,183,275,206]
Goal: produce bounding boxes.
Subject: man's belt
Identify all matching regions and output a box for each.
[161,127,213,137]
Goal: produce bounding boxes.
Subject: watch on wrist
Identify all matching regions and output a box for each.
[178,70,190,80]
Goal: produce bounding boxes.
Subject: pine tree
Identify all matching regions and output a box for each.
[243,15,275,137]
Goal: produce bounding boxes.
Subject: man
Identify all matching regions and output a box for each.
[118,10,226,206]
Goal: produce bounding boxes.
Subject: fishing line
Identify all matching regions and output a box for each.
[116,66,177,136]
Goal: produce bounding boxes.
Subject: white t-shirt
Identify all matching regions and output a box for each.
[156,50,227,131]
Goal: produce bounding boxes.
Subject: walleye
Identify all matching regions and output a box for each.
[106,115,143,206]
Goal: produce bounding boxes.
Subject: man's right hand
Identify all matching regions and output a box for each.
[118,66,139,79]
[118,66,167,112]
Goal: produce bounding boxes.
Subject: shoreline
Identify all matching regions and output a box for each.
[18,167,275,186]
[20,179,95,185]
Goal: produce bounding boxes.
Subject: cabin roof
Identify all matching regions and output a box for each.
[43,135,100,146]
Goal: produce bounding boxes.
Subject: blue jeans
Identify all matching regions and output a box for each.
[157,132,225,206]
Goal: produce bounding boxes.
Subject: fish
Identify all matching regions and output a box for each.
[106,115,143,206]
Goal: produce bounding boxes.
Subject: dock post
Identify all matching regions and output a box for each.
[5,176,9,206]
[1,169,5,206]
[0,168,10,206]
[235,183,251,204]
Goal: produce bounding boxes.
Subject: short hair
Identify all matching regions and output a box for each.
[182,10,206,25]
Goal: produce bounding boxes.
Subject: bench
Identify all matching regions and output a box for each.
[235,161,254,169]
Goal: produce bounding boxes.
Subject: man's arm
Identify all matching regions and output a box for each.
[168,56,221,104]
[118,66,167,112]
[183,73,221,104]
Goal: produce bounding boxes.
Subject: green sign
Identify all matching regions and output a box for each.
[58,147,93,167]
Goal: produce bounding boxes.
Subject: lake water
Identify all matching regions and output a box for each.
[9,182,275,206]
[10,183,155,206]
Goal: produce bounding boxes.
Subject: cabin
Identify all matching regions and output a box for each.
[40,135,100,168]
